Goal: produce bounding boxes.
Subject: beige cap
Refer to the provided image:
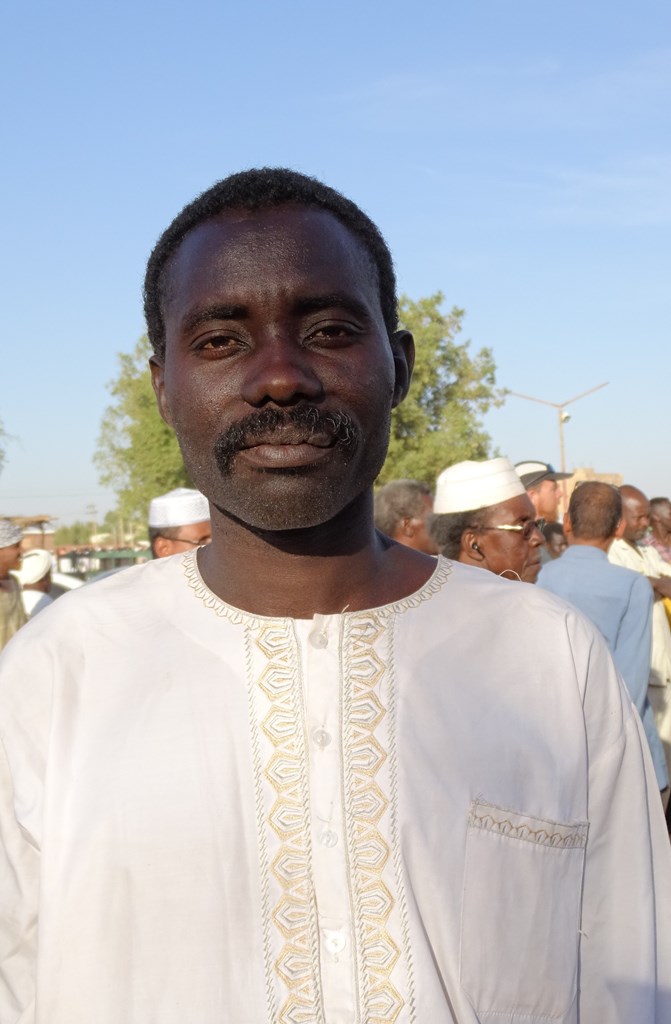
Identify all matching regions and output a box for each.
[18,548,52,586]
[148,488,210,528]
[434,457,526,514]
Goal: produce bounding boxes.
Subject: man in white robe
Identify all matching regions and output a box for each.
[609,483,671,807]
[1,169,669,1024]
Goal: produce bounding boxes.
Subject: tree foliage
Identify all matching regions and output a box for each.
[54,521,93,547]
[379,294,505,485]
[95,336,188,523]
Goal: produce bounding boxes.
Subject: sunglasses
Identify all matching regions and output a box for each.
[471,518,546,541]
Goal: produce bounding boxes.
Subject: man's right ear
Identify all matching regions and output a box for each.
[562,512,572,536]
[149,356,173,427]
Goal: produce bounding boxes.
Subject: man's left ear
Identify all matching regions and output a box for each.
[390,330,414,408]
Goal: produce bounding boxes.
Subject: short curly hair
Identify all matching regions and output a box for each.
[143,167,399,361]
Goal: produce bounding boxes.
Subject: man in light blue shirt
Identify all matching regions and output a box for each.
[538,481,668,793]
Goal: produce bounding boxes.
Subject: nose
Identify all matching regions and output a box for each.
[240,335,324,408]
[530,524,544,545]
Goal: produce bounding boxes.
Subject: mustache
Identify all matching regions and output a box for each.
[213,406,360,472]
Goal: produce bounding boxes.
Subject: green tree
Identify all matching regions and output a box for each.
[95,336,188,523]
[53,521,92,546]
[379,294,505,485]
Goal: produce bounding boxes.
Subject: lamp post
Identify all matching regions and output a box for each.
[508,382,609,506]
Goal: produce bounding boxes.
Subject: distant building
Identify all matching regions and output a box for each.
[557,467,624,520]
[0,516,57,552]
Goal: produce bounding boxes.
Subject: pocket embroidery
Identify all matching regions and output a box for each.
[468,800,588,850]
[460,799,588,1021]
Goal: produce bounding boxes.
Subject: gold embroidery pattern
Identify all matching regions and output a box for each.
[344,613,406,1023]
[244,627,278,1021]
[469,801,588,850]
[384,621,417,1023]
[253,622,324,1024]
[183,549,453,623]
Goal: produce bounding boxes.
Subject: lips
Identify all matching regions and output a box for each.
[213,406,359,475]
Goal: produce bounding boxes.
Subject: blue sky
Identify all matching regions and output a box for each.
[1,0,669,524]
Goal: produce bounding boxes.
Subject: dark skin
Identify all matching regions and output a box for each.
[650,501,671,544]
[391,494,439,555]
[0,542,22,584]
[458,493,543,583]
[620,485,671,601]
[152,521,212,559]
[151,205,434,618]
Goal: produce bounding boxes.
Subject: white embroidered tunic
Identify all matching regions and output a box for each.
[0,552,669,1024]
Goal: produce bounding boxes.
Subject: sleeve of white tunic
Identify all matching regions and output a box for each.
[0,628,49,1024]
[578,612,671,1020]
[0,737,38,1023]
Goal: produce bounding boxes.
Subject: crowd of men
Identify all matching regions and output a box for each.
[1,168,669,1023]
[375,464,671,811]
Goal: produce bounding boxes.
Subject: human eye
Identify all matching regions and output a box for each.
[192,332,246,358]
[306,321,360,347]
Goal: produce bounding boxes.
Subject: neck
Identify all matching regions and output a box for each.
[568,536,611,553]
[651,524,670,545]
[198,491,435,618]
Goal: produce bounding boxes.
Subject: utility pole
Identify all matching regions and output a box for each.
[85,504,98,544]
[508,383,609,506]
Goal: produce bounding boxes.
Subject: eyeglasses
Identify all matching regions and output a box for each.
[471,518,546,541]
[157,535,211,547]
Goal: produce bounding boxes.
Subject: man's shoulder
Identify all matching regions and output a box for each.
[608,538,641,570]
[1,556,186,657]
[433,558,595,630]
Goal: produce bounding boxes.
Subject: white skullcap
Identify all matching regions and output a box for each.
[148,488,210,529]
[434,457,526,514]
[18,548,52,586]
[0,519,23,548]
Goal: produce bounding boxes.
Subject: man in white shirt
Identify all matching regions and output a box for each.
[609,484,671,805]
[1,170,669,1024]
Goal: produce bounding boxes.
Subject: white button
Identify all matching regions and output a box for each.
[322,928,346,957]
[309,630,328,649]
[313,728,331,748]
[320,829,338,848]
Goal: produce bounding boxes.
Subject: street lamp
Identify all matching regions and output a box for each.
[508,382,609,504]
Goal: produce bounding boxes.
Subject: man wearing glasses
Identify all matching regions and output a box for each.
[148,487,211,558]
[429,457,545,582]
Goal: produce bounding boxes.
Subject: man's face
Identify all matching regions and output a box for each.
[153,520,212,559]
[152,206,412,532]
[622,492,650,542]
[0,543,22,577]
[470,494,544,583]
[398,494,438,555]
[546,531,568,559]
[529,478,560,521]
[412,494,439,555]
[652,502,671,536]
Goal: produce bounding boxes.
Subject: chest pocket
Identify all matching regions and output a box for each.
[460,799,588,1022]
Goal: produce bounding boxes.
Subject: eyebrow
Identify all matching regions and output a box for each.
[180,293,373,336]
[292,293,372,322]
[180,303,248,335]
